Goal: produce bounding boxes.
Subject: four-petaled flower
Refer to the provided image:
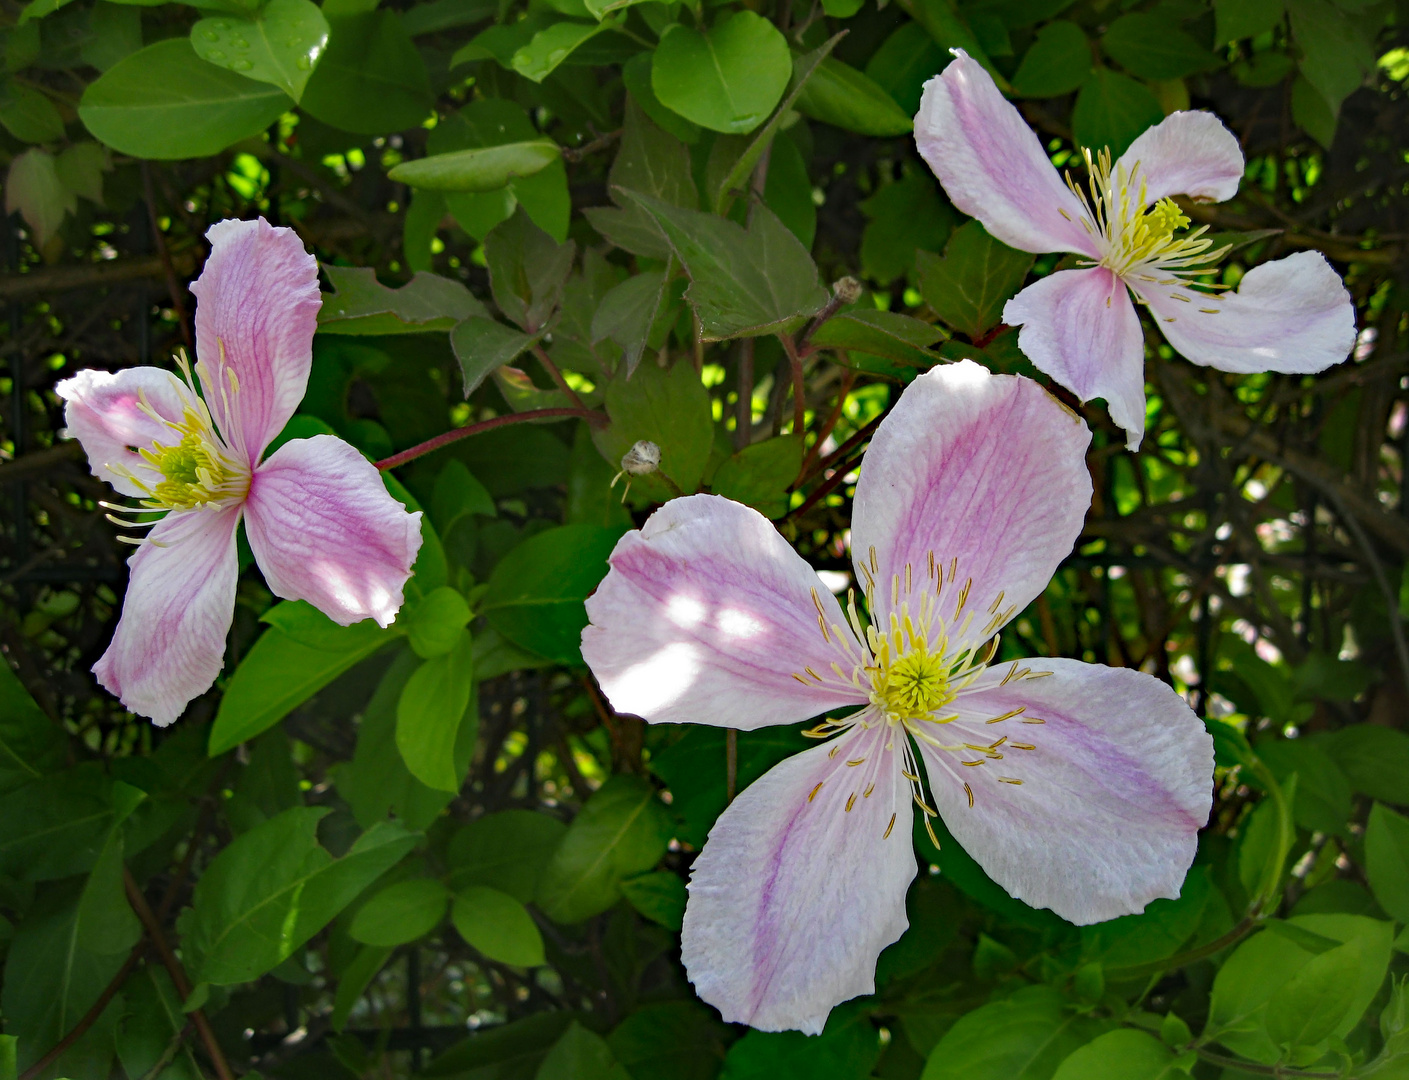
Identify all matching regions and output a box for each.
[916,52,1356,450]
[58,218,423,725]
[582,361,1214,1035]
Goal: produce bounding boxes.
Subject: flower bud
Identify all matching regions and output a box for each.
[831,276,863,305]
[621,440,662,476]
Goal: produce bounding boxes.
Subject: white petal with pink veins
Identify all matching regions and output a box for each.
[682,721,915,1034]
[583,494,868,730]
[1115,111,1244,205]
[94,505,242,725]
[915,658,1213,924]
[1004,267,1149,449]
[56,366,195,497]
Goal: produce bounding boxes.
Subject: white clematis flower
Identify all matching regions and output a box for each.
[915,52,1357,450]
[581,361,1214,1035]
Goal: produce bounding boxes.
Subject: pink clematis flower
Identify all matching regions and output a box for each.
[582,361,1213,1034]
[57,218,422,725]
[915,53,1356,450]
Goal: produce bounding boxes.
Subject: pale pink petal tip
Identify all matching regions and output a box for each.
[190,217,322,464]
[582,494,867,731]
[1116,110,1244,205]
[244,435,422,627]
[95,506,243,726]
[915,54,1095,258]
[682,724,915,1033]
[921,659,1214,924]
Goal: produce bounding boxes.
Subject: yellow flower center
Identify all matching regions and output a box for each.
[873,643,953,721]
[142,418,244,510]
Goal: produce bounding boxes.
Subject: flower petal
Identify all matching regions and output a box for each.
[190,218,322,464]
[915,658,1213,924]
[244,435,422,627]
[850,361,1092,651]
[682,721,915,1033]
[94,505,242,725]
[915,53,1096,257]
[1115,111,1243,205]
[1135,251,1356,375]
[55,366,195,497]
[1004,267,1148,450]
[583,495,867,730]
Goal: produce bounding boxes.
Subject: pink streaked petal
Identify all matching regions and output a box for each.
[1115,111,1243,205]
[55,366,195,498]
[94,505,242,726]
[244,435,422,627]
[1004,267,1149,450]
[917,658,1213,924]
[682,721,915,1034]
[915,53,1096,258]
[1135,251,1356,375]
[191,218,321,465]
[850,361,1091,652]
[582,495,867,730]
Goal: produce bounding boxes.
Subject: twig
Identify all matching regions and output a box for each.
[0,254,195,301]
[137,1022,195,1080]
[560,129,622,163]
[797,368,854,481]
[1189,1045,1343,1079]
[123,868,235,1080]
[794,411,883,489]
[530,344,586,410]
[18,941,147,1080]
[780,333,806,437]
[375,408,606,471]
[140,163,193,350]
[1325,488,1409,688]
[735,339,754,451]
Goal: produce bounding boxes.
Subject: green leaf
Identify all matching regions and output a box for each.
[389,140,561,192]
[404,587,472,659]
[1287,0,1374,116]
[182,808,418,984]
[512,21,612,82]
[1102,12,1218,80]
[485,207,576,332]
[1291,74,1337,148]
[1258,738,1352,836]
[1012,21,1090,98]
[859,166,956,285]
[318,265,487,334]
[75,782,145,956]
[536,774,673,923]
[710,435,802,519]
[1264,937,1364,1050]
[330,944,393,1031]
[1,881,126,1078]
[1216,0,1285,42]
[905,0,1008,89]
[0,82,64,143]
[620,191,828,341]
[1050,1030,1179,1080]
[917,221,1034,340]
[609,95,698,209]
[426,1014,579,1078]
[591,270,670,376]
[79,39,290,159]
[608,1001,730,1080]
[865,22,946,115]
[210,601,396,756]
[0,763,116,882]
[1325,724,1409,805]
[809,309,945,367]
[6,150,72,250]
[592,357,713,498]
[299,11,431,135]
[55,142,109,205]
[538,1022,630,1080]
[0,660,65,797]
[724,1005,881,1079]
[349,878,450,945]
[622,50,700,143]
[452,885,545,966]
[1071,68,1164,157]
[190,0,329,102]
[114,967,188,1080]
[1367,802,1409,924]
[1085,866,1213,972]
[395,629,475,792]
[481,523,625,664]
[446,808,567,902]
[795,56,912,136]
[450,316,538,396]
[620,870,686,931]
[921,985,1107,1080]
[342,649,465,831]
[651,12,791,136]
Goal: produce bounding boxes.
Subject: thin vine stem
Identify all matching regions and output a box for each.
[375,408,606,471]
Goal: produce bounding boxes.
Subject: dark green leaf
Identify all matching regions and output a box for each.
[1012,21,1090,98]
[917,221,1034,339]
[0,763,115,882]
[921,985,1107,1080]
[591,357,714,497]
[860,166,956,285]
[864,22,945,116]
[724,1005,880,1079]
[425,1013,579,1079]
[1287,0,1374,116]
[1102,13,1218,80]
[591,270,670,376]
[0,82,64,143]
[350,878,450,945]
[485,208,576,332]
[538,1022,630,1080]
[1215,0,1285,42]
[389,141,561,192]
[1071,68,1164,157]
[452,885,545,966]
[79,39,290,159]
[451,316,538,396]
[0,660,66,796]
[396,629,475,792]
[512,21,612,83]
[447,808,567,902]
[318,265,487,334]
[809,309,945,367]
[794,55,911,137]
[608,1001,730,1080]
[619,871,686,931]
[710,434,802,518]
[1324,724,1409,804]
[1366,802,1409,924]
[536,775,673,923]
[299,11,431,135]
[651,12,791,136]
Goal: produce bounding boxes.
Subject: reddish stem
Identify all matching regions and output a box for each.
[376,408,606,471]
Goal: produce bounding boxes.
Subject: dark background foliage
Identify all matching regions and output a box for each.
[3,0,1409,1077]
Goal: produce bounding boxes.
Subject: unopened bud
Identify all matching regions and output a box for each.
[620,440,661,476]
[832,276,862,305]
